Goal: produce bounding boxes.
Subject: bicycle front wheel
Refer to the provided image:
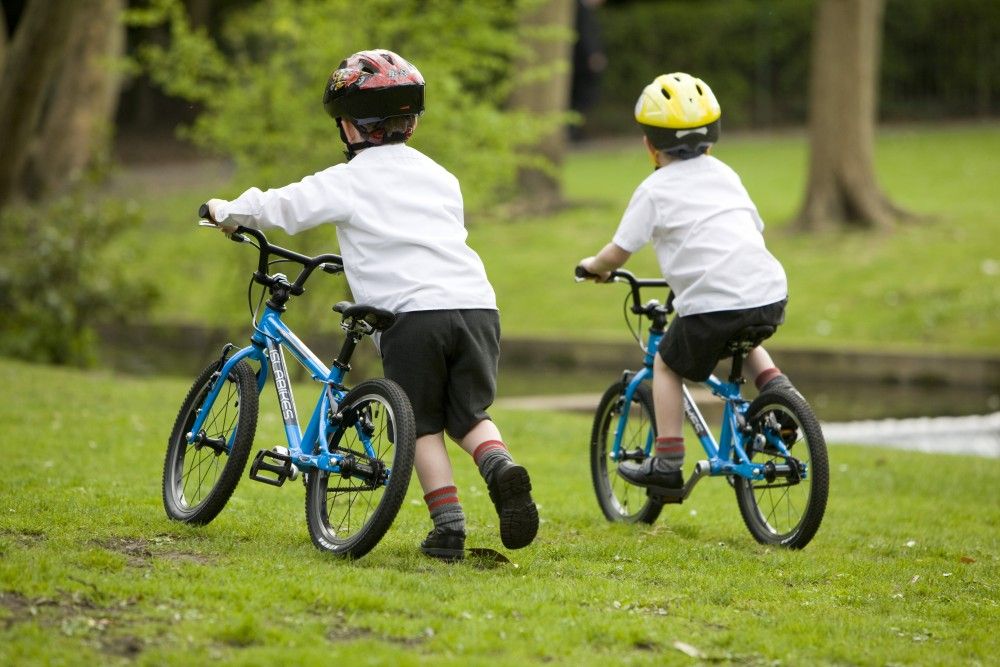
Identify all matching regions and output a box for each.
[305,378,415,559]
[163,358,259,525]
[734,385,829,549]
[591,380,663,524]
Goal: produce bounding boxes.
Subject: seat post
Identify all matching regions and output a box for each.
[729,349,746,384]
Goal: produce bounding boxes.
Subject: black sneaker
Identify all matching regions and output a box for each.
[420,526,465,561]
[487,461,539,550]
[617,457,683,490]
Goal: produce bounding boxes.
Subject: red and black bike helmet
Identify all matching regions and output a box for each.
[323,49,425,125]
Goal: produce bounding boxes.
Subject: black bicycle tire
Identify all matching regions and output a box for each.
[734,386,829,549]
[304,378,415,559]
[162,358,259,525]
[590,380,664,524]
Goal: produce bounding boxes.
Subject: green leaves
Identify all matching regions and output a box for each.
[128,0,564,212]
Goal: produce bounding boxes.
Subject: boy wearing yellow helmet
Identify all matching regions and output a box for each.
[577,73,791,490]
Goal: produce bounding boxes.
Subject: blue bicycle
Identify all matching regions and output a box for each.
[579,268,828,549]
[162,207,415,559]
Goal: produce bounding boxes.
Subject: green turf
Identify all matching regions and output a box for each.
[1,358,997,664]
[114,123,1000,354]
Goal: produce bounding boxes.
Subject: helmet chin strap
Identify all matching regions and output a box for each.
[337,118,374,161]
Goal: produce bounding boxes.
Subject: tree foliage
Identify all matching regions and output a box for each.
[128,0,567,213]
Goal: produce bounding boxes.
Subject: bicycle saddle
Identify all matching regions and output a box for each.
[726,324,776,353]
[333,301,397,331]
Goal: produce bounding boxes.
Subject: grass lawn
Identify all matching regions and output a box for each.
[114,123,1000,354]
[2,358,997,665]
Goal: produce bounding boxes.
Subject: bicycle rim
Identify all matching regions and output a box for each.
[591,381,663,524]
[163,359,258,524]
[305,379,415,559]
[734,387,829,549]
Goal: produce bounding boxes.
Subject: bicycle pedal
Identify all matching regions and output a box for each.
[249,447,299,487]
[648,486,685,504]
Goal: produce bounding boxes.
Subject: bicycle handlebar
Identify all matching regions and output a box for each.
[199,203,344,295]
[574,265,673,315]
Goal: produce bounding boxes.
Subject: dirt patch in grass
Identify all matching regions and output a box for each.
[0,529,46,547]
[94,535,215,567]
[326,611,427,647]
[0,590,146,657]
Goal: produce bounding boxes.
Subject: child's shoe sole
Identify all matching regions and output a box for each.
[488,463,539,550]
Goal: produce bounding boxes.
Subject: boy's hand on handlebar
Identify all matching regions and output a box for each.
[575,257,611,283]
[201,199,238,235]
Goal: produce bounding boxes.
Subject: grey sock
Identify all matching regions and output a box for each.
[472,440,514,486]
[424,485,465,533]
[654,437,685,471]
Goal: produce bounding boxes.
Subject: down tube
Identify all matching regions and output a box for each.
[263,339,303,452]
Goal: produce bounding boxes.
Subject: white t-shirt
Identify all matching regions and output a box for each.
[213,144,497,313]
[612,155,787,316]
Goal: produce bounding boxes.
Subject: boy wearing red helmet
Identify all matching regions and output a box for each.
[206,49,538,560]
[578,73,791,490]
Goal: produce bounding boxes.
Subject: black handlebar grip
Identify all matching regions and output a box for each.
[199,203,210,219]
[575,265,598,280]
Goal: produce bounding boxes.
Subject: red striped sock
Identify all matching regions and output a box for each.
[472,440,513,486]
[654,436,684,470]
[424,485,464,532]
[472,440,508,465]
[755,367,782,391]
[424,485,459,511]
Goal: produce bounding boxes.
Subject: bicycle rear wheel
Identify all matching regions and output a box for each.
[163,358,259,525]
[591,380,663,524]
[734,385,829,549]
[305,378,415,559]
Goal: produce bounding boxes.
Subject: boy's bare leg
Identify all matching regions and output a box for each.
[652,353,685,439]
[745,346,787,391]
[414,432,456,493]
[457,419,503,455]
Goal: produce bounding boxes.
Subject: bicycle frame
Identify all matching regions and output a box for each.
[185,306,362,475]
[611,318,796,485]
[181,219,403,480]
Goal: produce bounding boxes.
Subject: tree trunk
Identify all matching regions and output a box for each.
[0,9,8,72]
[507,0,574,213]
[794,0,909,231]
[0,1,83,208]
[19,0,125,200]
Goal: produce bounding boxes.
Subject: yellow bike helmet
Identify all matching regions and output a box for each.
[635,72,721,159]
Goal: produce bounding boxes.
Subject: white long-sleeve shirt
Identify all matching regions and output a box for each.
[612,155,787,316]
[213,144,497,313]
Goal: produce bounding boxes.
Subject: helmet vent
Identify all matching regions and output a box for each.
[661,88,671,100]
[696,84,703,95]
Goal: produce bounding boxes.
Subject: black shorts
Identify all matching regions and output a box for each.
[378,309,500,439]
[658,299,787,382]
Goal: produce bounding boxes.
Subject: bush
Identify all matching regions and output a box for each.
[0,193,159,366]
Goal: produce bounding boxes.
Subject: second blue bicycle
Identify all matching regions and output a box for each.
[582,268,829,549]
